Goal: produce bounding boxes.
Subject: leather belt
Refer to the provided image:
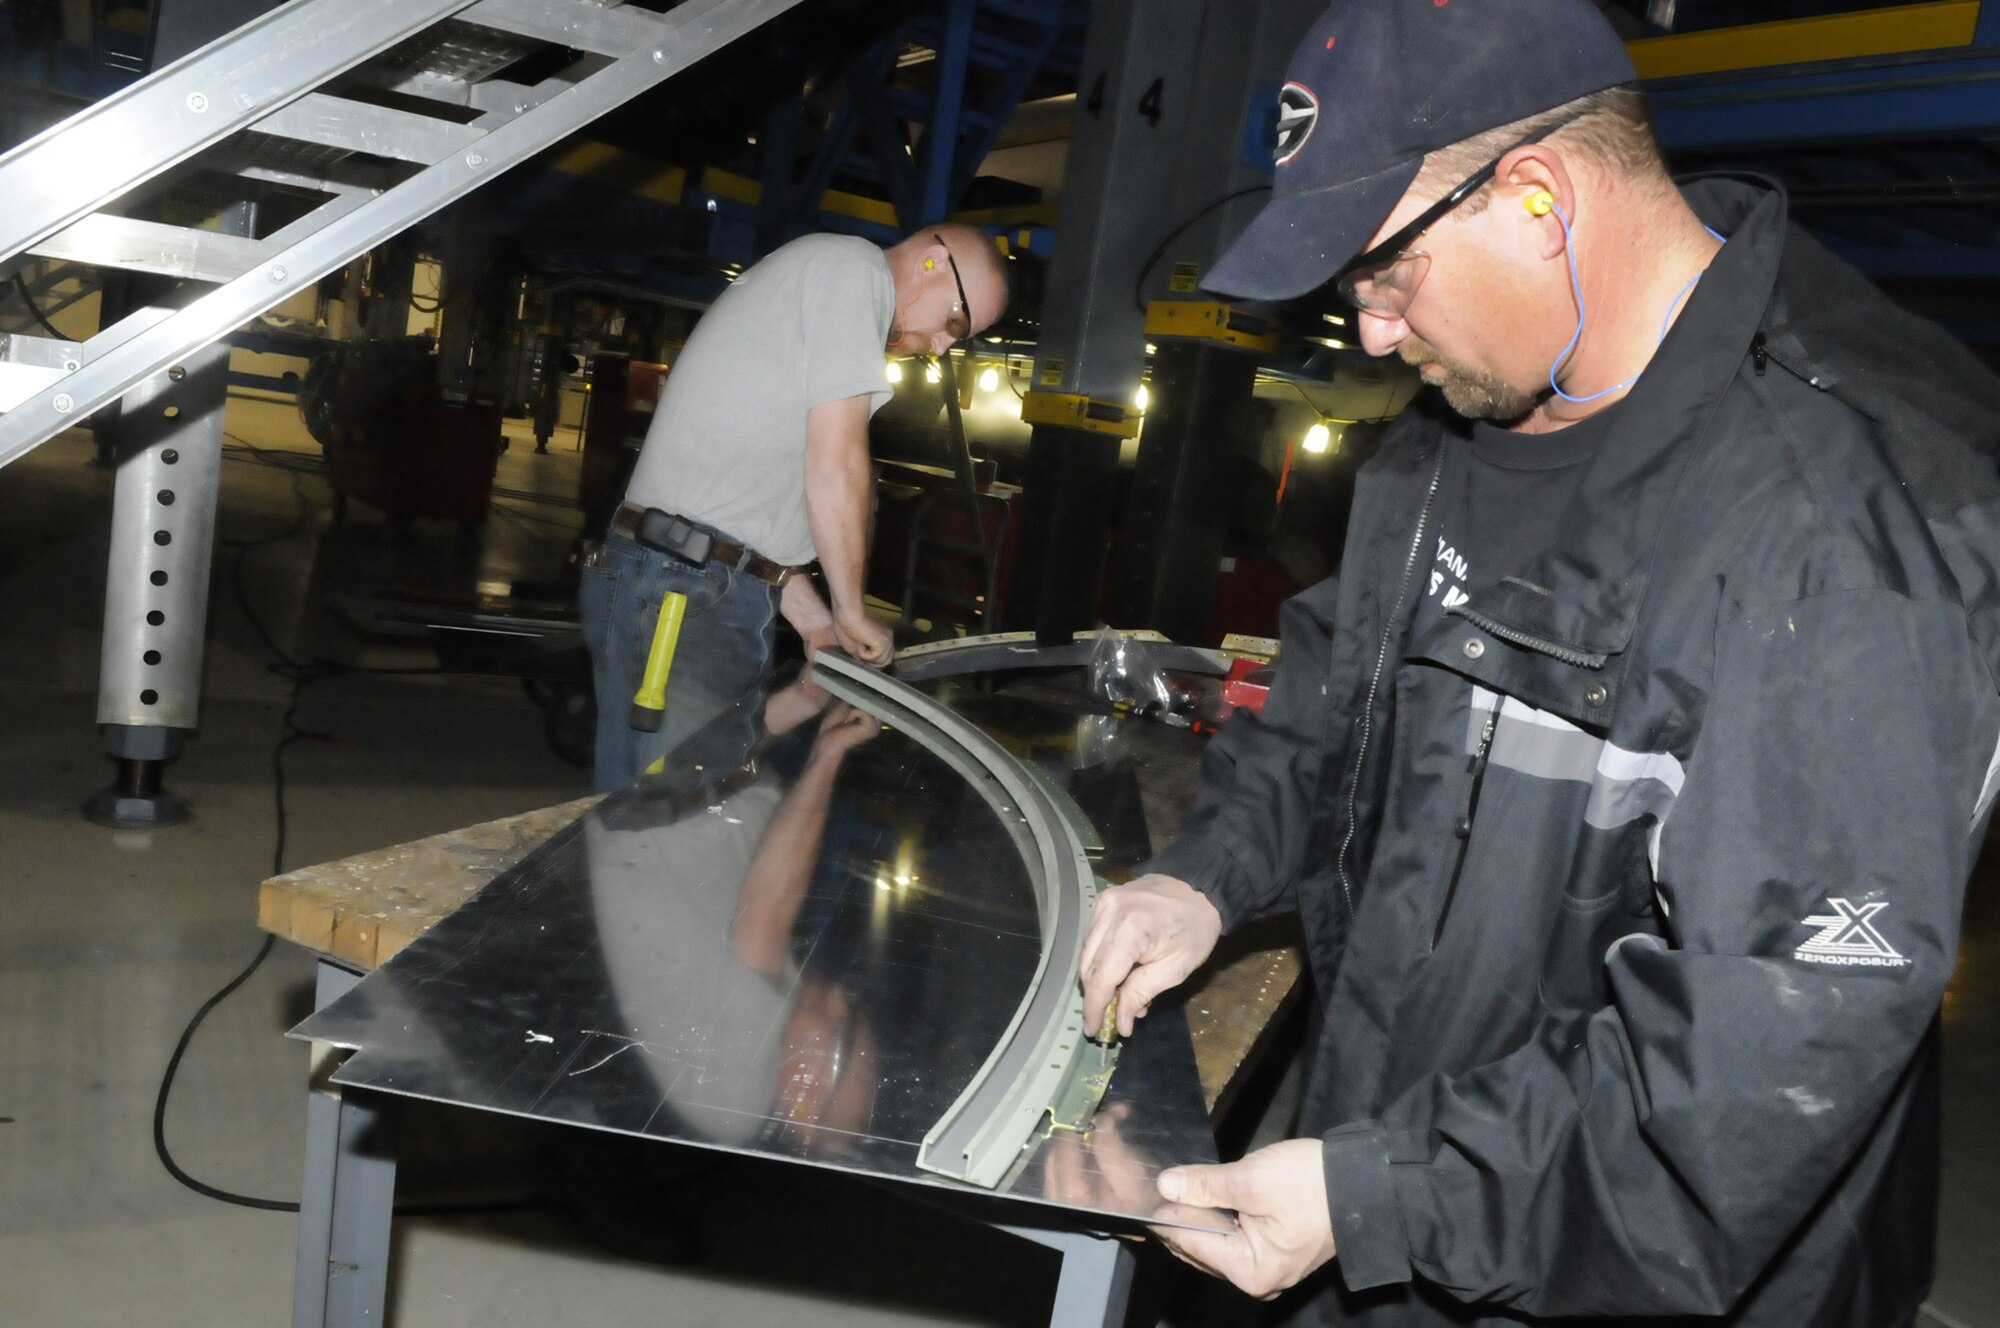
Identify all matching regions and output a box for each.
[610,503,798,588]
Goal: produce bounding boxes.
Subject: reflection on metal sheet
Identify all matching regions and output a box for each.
[294,674,1229,1233]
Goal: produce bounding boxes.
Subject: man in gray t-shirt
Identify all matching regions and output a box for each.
[580,225,1008,791]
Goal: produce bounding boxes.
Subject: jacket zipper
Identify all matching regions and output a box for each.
[1432,711,1497,950]
[1336,449,1447,920]
[1446,605,1609,670]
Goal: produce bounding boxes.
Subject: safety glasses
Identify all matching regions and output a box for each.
[1336,114,1579,318]
[933,231,973,350]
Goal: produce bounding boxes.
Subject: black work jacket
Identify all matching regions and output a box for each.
[1149,179,2000,1326]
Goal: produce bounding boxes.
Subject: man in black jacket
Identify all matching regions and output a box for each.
[1078,3,2000,1324]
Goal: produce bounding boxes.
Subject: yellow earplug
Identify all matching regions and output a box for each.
[925,259,936,270]
[1526,190,1556,217]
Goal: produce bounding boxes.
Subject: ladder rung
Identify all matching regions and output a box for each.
[365,70,549,119]
[459,0,669,58]
[251,93,485,167]
[29,215,268,284]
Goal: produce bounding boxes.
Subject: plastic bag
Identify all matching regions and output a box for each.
[1085,627,1173,715]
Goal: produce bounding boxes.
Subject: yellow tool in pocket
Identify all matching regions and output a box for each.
[629,590,688,737]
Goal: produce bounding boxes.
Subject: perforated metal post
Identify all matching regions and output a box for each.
[83,338,231,826]
[83,192,255,827]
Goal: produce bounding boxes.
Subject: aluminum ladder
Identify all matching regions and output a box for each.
[0,0,804,467]
[0,0,804,826]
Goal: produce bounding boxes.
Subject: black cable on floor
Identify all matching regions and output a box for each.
[152,471,316,1212]
[150,464,532,1217]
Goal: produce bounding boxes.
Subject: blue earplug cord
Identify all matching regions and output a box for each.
[1547,201,1726,405]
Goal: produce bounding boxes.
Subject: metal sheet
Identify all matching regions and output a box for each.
[293,677,1230,1233]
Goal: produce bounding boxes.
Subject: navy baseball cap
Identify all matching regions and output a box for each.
[1205,0,1638,302]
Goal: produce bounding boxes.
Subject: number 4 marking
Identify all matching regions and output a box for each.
[1138,78,1164,127]
[1082,73,1165,126]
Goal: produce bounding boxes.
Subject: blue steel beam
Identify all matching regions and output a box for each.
[846,33,924,229]
[949,12,1067,206]
[918,0,978,225]
[758,91,803,251]
[1652,50,2000,152]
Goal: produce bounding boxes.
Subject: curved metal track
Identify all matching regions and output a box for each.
[813,650,1099,1188]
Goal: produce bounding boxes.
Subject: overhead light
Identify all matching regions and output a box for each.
[1134,384,1150,411]
[1144,343,1158,355]
[1304,422,1332,454]
[925,361,942,384]
[1323,313,1348,327]
[885,360,903,383]
[978,366,1000,392]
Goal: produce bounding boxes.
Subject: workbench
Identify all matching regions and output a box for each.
[264,792,1305,1327]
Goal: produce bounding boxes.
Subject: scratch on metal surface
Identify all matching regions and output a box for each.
[569,1030,666,1077]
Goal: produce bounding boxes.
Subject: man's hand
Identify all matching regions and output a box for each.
[780,576,840,655]
[1151,1139,1336,1300]
[811,702,880,761]
[835,611,895,667]
[1078,875,1223,1039]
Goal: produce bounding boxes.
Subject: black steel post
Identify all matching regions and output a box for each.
[1109,343,1259,642]
[1009,425,1123,645]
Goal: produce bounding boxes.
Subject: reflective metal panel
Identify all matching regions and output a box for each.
[294,677,1229,1232]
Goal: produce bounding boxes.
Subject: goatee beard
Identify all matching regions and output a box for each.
[1400,341,1536,422]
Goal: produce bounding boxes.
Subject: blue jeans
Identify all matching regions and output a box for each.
[578,531,778,792]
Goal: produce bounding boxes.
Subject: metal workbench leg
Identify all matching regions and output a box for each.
[999,1224,1137,1328]
[294,960,401,1328]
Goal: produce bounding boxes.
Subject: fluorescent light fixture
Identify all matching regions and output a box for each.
[1145,343,1158,355]
[1304,422,1332,454]
[978,366,1000,392]
[925,361,943,384]
[885,361,903,383]
[1134,384,1150,411]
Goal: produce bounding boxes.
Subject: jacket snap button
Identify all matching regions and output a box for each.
[1584,684,1608,708]
[1462,639,1486,661]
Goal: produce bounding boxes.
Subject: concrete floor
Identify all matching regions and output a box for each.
[0,394,1993,1327]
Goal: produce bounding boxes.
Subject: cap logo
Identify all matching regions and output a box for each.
[1275,83,1320,166]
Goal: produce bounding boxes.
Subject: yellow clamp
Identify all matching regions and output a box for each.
[629,590,688,736]
[1143,300,1280,354]
[1020,391,1142,440]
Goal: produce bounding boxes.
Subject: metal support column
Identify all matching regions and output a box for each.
[1009,0,1196,642]
[999,1223,1137,1328]
[1109,340,1261,643]
[1012,0,1318,644]
[84,196,254,827]
[294,961,402,1328]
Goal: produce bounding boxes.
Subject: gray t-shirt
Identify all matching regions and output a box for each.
[623,234,896,567]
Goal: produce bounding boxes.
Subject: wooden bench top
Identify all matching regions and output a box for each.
[259,798,1305,1117]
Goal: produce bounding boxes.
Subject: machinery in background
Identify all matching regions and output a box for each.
[299,339,503,544]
